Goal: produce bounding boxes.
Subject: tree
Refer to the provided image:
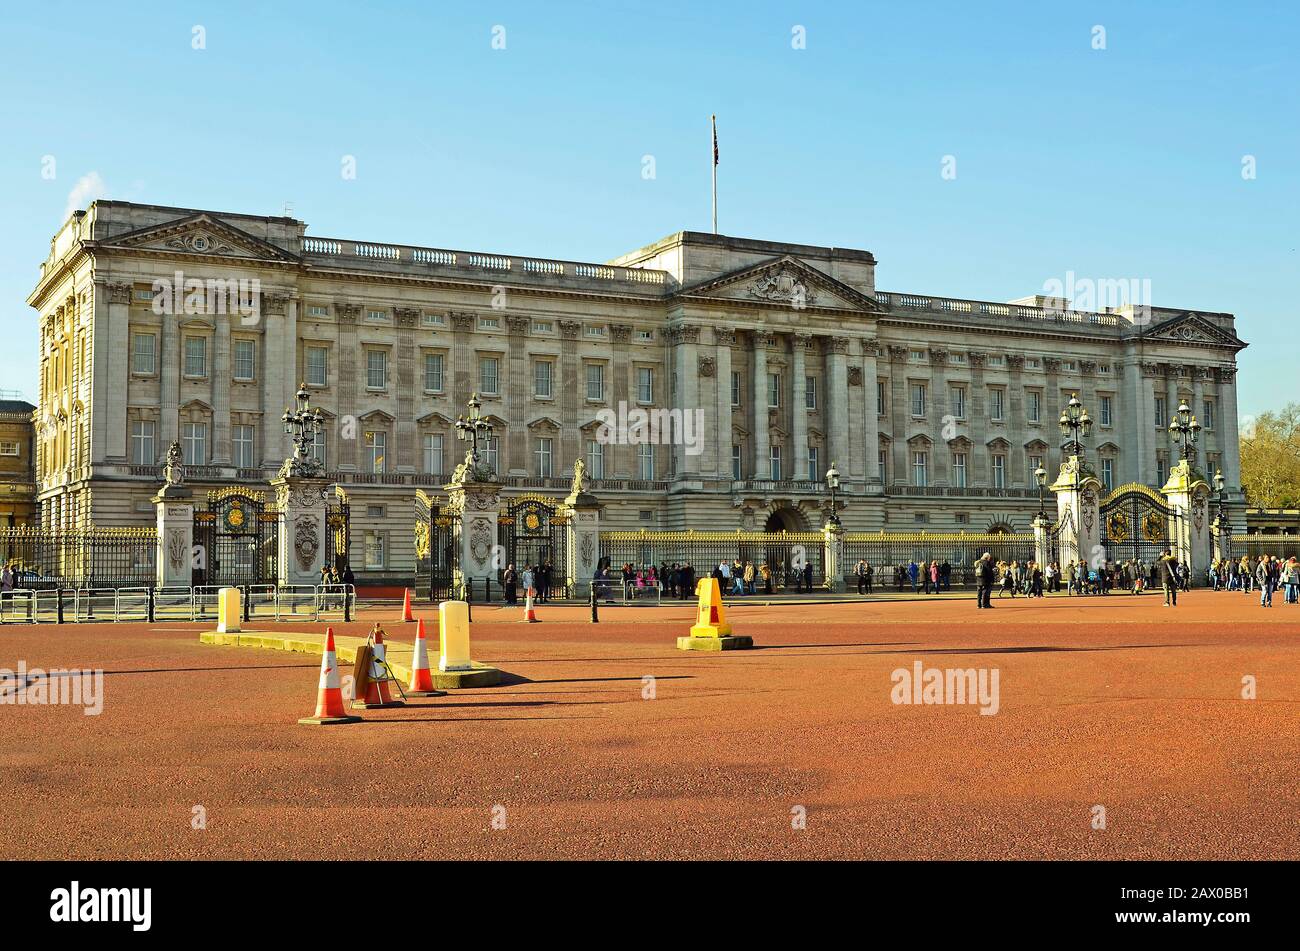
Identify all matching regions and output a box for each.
[1240,402,1300,507]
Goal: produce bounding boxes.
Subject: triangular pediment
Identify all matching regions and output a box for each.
[677,255,886,313]
[1145,312,1244,349]
[417,412,453,427]
[96,213,299,263]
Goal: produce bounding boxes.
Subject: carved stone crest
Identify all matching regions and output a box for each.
[469,517,493,566]
[166,530,187,574]
[698,355,716,377]
[294,515,320,571]
[749,266,816,305]
[847,366,863,386]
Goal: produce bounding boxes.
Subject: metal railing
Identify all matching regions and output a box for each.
[0,584,355,624]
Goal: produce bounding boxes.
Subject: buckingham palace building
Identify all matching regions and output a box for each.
[27,201,1247,579]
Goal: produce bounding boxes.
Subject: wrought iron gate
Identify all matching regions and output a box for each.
[192,488,280,587]
[414,489,457,600]
[498,495,569,597]
[325,495,350,575]
[1099,483,1175,565]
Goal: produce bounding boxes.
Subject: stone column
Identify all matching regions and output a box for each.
[1162,459,1210,580]
[159,308,180,454]
[336,303,361,472]
[928,348,949,485]
[752,331,772,479]
[447,479,501,595]
[1006,355,1025,486]
[888,345,909,485]
[153,482,194,588]
[715,329,735,480]
[1032,512,1051,567]
[211,313,232,465]
[1191,368,1206,473]
[1217,367,1241,494]
[1051,456,1103,570]
[259,295,288,466]
[1044,358,1063,475]
[558,320,582,467]
[273,475,331,587]
[663,324,696,479]
[97,282,131,462]
[826,336,850,479]
[395,308,422,473]
[564,485,600,596]
[863,338,882,485]
[791,333,810,482]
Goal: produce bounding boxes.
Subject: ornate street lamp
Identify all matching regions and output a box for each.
[1059,393,1093,460]
[1168,399,1201,461]
[1034,464,1048,520]
[454,392,495,474]
[1213,469,1231,551]
[280,382,324,476]
[825,462,842,527]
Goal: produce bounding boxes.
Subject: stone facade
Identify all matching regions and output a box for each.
[0,399,37,527]
[27,201,1248,578]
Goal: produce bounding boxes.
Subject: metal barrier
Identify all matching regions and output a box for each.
[0,583,355,624]
[619,582,663,606]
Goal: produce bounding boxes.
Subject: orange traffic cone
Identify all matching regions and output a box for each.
[354,624,404,709]
[298,628,362,725]
[523,587,540,623]
[400,588,414,622]
[407,618,443,696]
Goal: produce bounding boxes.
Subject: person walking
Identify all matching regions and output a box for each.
[802,561,814,594]
[975,552,995,609]
[1157,549,1180,606]
[855,559,867,595]
[864,561,874,595]
[1257,556,1274,608]
[503,564,518,604]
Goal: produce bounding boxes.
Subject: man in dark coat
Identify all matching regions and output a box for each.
[975,552,995,609]
[1157,549,1180,606]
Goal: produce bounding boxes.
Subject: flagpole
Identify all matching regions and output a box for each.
[711,114,718,234]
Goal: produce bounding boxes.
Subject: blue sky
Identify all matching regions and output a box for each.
[0,0,1295,421]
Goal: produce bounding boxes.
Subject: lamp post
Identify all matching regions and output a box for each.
[1168,399,1201,462]
[281,382,325,475]
[1214,470,1231,559]
[454,393,495,473]
[1034,465,1048,520]
[825,462,841,527]
[1058,394,1093,567]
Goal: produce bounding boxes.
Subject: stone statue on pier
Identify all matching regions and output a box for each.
[162,441,185,486]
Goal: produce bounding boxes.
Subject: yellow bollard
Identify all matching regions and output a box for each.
[677,577,752,651]
[438,600,474,671]
[217,587,241,634]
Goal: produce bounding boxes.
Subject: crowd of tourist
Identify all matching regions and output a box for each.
[1207,555,1300,606]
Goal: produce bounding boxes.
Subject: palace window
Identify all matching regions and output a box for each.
[364,531,386,569]
[424,353,445,392]
[912,451,928,487]
[768,372,781,409]
[808,445,819,482]
[365,431,386,473]
[585,325,606,338]
[769,445,782,481]
[952,452,967,488]
[637,329,654,342]
[130,420,155,465]
[879,448,888,482]
[989,387,1005,421]
[877,380,886,416]
[533,360,553,399]
[533,321,553,333]
[535,437,554,477]
[366,350,387,390]
[1154,396,1167,427]
[422,313,444,327]
[1027,390,1042,423]
[479,356,500,395]
[232,424,255,469]
[586,440,606,480]
[950,386,966,419]
[366,310,387,323]
[991,453,1006,489]
[423,433,443,475]
[1202,400,1215,430]
[585,363,605,401]
[805,376,817,410]
[1156,452,1168,485]
[910,383,926,418]
[309,430,326,467]
[478,316,499,330]
[1101,458,1114,493]
[1100,395,1113,427]
[483,435,499,475]
[306,304,330,318]
[0,442,17,457]
[637,443,655,480]
[732,444,742,481]
[637,367,654,404]
[132,333,156,375]
[1028,454,1044,483]
[306,347,328,387]
[181,421,207,465]
[183,336,207,378]
[233,339,256,382]
[731,371,742,407]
